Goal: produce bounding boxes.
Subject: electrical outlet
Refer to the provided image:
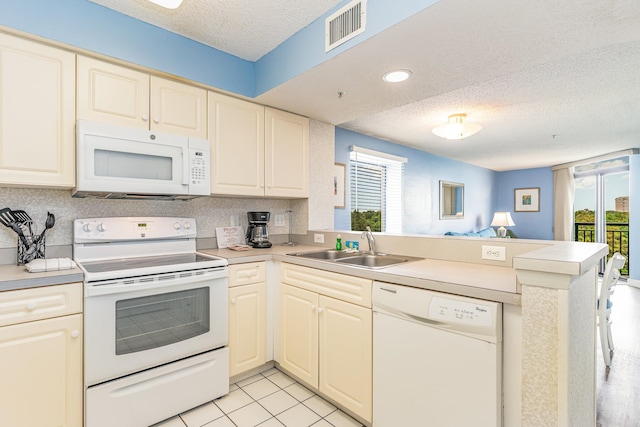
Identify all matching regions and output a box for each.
[274,214,285,226]
[314,233,325,243]
[482,245,506,261]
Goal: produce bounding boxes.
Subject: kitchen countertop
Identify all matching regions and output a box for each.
[200,244,522,305]
[1,240,605,305]
[0,263,84,292]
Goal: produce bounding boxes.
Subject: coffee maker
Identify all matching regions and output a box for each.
[246,211,272,248]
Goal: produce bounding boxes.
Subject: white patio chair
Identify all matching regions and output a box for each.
[598,252,626,377]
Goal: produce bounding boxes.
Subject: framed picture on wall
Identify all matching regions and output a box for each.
[334,163,346,208]
[514,187,540,212]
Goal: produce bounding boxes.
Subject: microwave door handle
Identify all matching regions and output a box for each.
[182,149,190,185]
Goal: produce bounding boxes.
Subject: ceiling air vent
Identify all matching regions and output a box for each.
[325,0,367,52]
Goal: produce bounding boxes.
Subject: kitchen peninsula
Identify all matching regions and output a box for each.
[200,232,608,427]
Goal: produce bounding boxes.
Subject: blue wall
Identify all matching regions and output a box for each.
[0,0,442,98]
[334,127,498,235]
[0,0,254,96]
[496,168,554,240]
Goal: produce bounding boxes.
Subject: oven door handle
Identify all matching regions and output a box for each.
[85,269,228,297]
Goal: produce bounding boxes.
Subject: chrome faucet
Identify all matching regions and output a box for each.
[361,226,376,254]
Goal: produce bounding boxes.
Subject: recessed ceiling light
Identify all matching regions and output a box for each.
[382,70,411,83]
[147,0,184,9]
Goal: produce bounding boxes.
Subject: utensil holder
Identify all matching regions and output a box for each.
[17,235,45,266]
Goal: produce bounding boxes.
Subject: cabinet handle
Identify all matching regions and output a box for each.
[231,298,237,304]
[153,117,160,123]
[26,302,36,311]
[311,305,316,311]
[142,114,149,122]
[71,330,80,338]
[318,307,324,314]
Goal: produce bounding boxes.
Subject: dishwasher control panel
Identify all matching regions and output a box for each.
[372,281,501,343]
[429,296,493,327]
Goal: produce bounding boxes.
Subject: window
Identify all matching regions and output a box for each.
[349,145,406,233]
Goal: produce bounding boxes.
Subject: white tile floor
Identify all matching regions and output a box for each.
[152,368,364,427]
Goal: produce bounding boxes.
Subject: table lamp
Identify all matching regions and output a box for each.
[491,212,515,238]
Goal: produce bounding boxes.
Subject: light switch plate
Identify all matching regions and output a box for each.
[482,245,506,261]
[274,214,285,226]
[314,233,325,243]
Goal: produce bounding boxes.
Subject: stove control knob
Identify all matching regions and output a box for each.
[183,222,191,230]
[83,223,94,232]
[97,223,107,232]
[173,222,181,230]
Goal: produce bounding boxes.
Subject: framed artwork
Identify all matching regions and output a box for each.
[334,163,346,208]
[514,187,540,212]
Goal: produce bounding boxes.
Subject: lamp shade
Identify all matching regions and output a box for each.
[491,212,515,227]
[432,113,482,140]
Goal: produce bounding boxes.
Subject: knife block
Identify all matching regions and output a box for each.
[17,235,45,266]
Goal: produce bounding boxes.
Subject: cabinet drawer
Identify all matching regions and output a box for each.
[0,283,83,327]
[281,263,372,308]
[229,262,266,287]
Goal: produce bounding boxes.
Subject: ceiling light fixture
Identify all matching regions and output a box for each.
[432,113,482,140]
[382,70,411,83]
[147,0,184,9]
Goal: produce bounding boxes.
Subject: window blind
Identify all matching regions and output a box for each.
[349,146,406,233]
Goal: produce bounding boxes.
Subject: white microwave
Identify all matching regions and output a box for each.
[74,120,210,200]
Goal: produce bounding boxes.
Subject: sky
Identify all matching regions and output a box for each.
[574,158,629,211]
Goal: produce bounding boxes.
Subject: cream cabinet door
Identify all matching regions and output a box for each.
[0,314,83,427]
[0,34,75,188]
[265,107,309,198]
[229,283,266,377]
[150,76,207,138]
[318,295,372,422]
[77,56,150,129]
[279,283,318,388]
[208,92,265,196]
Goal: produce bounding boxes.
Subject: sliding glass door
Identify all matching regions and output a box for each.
[574,158,629,275]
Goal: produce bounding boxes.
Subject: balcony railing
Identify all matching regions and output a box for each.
[574,222,629,276]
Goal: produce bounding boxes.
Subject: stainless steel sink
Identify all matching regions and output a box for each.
[287,249,360,260]
[287,250,422,269]
[335,253,422,269]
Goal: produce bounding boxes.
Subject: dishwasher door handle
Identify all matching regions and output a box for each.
[379,287,397,294]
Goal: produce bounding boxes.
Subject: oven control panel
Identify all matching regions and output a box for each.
[74,217,197,242]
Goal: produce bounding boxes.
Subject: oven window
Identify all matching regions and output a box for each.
[115,287,210,355]
[95,149,173,180]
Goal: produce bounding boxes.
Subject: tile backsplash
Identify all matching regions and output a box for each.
[0,187,308,250]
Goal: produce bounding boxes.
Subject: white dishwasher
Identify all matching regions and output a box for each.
[373,281,502,426]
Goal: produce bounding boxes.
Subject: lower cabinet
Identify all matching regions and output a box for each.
[228,262,267,377]
[0,283,83,427]
[279,264,372,423]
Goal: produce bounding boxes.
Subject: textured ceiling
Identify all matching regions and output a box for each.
[91,0,640,171]
[89,0,343,61]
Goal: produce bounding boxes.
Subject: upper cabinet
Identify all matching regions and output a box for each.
[265,107,309,198]
[208,91,309,198]
[77,56,207,139]
[208,92,265,196]
[0,33,75,188]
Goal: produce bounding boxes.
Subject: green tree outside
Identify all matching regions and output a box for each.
[351,210,382,232]
[574,209,629,275]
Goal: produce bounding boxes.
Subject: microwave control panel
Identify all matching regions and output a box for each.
[188,144,210,195]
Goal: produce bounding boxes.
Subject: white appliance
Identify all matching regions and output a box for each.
[373,281,502,427]
[74,120,210,200]
[74,217,229,427]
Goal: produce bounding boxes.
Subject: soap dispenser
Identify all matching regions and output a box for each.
[336,234,342,251]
